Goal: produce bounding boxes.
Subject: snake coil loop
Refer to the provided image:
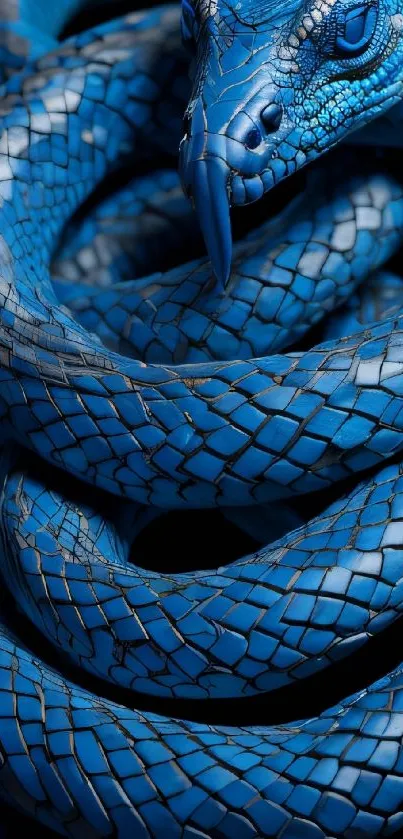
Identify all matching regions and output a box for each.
[0,2,403,838]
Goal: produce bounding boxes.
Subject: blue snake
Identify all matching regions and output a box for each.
[2,0,403,836]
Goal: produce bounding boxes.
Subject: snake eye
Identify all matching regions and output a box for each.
[181,0,199,49]
[333,3,378,57]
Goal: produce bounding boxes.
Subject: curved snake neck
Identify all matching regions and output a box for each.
[0,1,403,838]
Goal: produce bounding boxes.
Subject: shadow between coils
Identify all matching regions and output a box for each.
[59,0,174,41]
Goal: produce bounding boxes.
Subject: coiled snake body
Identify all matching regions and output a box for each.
[1,1,403,836]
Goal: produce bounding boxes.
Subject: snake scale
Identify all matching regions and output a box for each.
[1,0,403,836]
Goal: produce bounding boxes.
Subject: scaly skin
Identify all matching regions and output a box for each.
[2,452,403,700]
[179,0,403,284]
[52,170,202,291]
[1,448,403,838]
[58,159,403,362]
[1,7,402,509]
[322,270,403,339]
[1,1,403,837]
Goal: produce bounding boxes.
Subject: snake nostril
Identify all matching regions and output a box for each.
[261,102,283,134]
[245,127,262,150]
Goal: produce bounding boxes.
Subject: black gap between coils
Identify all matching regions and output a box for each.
[60,0,173,41]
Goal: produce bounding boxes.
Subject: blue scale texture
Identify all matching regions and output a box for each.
[0,0,403,837]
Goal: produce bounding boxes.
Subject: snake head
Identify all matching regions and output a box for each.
[179,0,403,288]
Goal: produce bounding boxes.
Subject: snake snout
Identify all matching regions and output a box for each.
[179,93,286,287]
